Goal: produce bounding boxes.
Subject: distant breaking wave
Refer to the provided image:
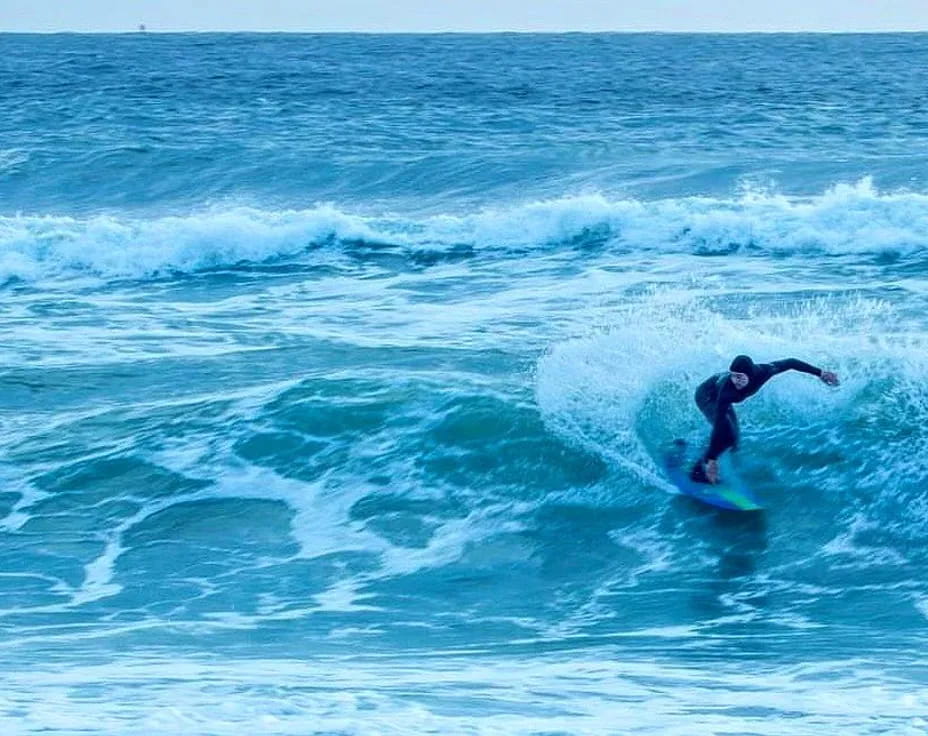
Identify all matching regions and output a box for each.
[4,179,928,283]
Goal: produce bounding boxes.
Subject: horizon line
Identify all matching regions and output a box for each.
[3,28,928,35]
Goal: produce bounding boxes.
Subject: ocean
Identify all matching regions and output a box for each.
[3,32,928,734]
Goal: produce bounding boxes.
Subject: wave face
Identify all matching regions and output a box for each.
[5,32,928,735]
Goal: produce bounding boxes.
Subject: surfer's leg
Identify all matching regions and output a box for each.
[715,415,737,456]
[727,407,740,452]
[690,411,736,482]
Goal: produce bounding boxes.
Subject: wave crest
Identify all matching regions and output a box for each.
[4,179,928,282]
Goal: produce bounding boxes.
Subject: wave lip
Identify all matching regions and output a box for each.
[4,179,928,283]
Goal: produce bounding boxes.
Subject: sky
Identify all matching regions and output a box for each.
[2,0,927,33]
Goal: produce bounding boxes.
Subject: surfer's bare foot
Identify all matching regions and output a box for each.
[705,459,719,484]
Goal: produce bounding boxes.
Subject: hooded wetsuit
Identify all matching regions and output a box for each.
[695,356,822,467]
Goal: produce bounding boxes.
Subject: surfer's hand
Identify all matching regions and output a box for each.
[705,459,719,484]
[820,370,839,387]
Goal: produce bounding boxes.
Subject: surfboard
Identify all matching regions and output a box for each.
[663,439,762,511]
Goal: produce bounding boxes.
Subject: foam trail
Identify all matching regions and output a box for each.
[536,295,928,506]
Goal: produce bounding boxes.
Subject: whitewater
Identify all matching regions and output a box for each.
[3,32,928,735]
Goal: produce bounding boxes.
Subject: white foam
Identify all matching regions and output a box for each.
[536,294,928,502]
[4,653,928,736]
[5,179,928,283]
[0,205,377,283]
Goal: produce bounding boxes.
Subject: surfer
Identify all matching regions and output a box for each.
[691,355,839,484]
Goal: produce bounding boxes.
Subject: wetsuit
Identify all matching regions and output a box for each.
[693,358,822,477]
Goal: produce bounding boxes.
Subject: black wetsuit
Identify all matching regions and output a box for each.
[694,358,822,467]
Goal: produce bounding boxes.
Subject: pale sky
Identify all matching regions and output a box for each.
[2,0,927,33]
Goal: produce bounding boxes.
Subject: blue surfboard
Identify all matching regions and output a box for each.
[663,440,762,511]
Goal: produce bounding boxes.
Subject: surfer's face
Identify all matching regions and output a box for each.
[730,371,749,390]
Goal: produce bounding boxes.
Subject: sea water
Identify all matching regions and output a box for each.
[2,33,928,735]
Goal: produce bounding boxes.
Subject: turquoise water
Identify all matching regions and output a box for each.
[3,33,928,734]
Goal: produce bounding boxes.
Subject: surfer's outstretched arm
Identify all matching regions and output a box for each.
[769,358,840,386]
